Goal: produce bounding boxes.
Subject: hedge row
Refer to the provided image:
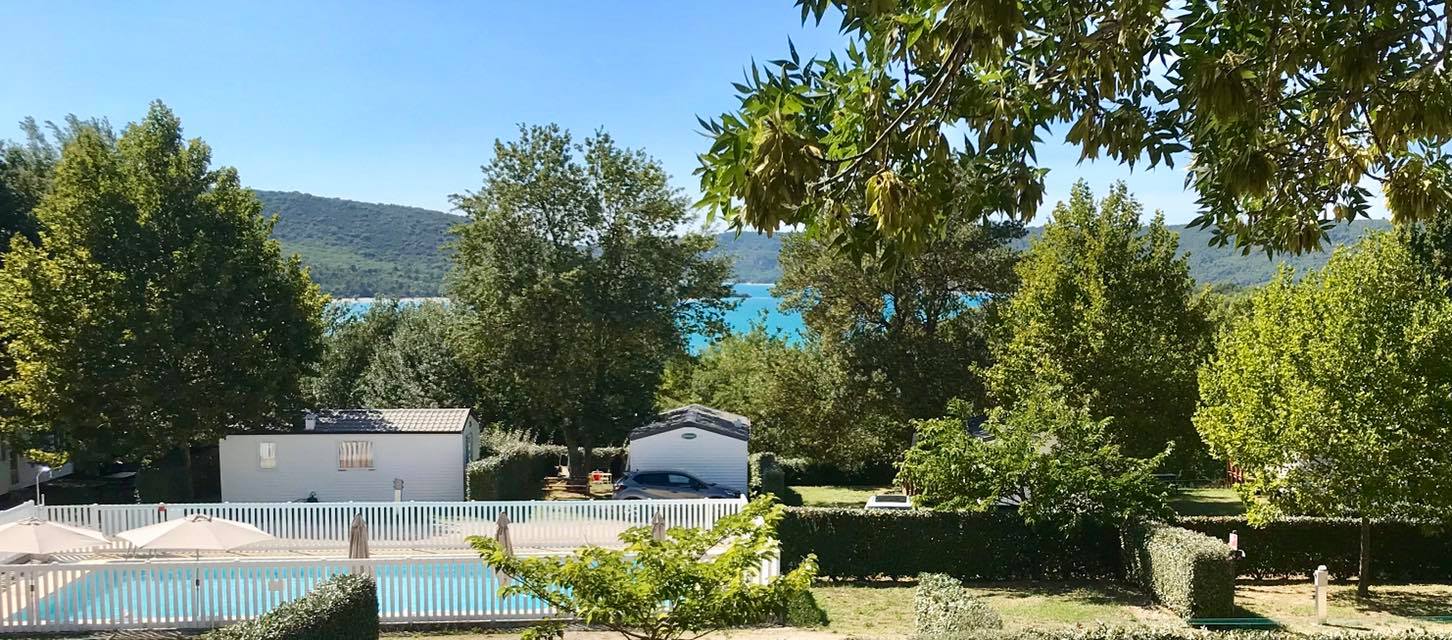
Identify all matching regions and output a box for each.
[915,629,1452,640]
[204,574,378,640]
[914,573,1003,638]
[779,457,897,486]
[467,444,625,500]
[1122,523,1235,620]
[780,508,1123,580]
[1178,516,1452,581]
[748,452,786,498]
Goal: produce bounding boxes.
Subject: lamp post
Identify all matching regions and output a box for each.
[34,465,51,507]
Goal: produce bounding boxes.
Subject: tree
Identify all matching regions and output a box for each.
[983,182,1214,469]
[898,391,1172,531]
[1404,214,1452,292]
[471,496,817,640]
[357,302,480,409]
[1195,233,1452,596]
[307,301,405,408]
[775,215,1022,420]
[450,125,732,477]
[0,116,114,255]
[695,0,1452,259]
[0,102,325,485]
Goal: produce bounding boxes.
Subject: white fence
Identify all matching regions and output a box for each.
[37,498,747,551]
[0,551,782,633]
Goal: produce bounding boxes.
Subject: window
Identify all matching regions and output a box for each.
[338,441,374,470]
[666,473,698,487]
[635,473,668,486]
[258,442,277,469]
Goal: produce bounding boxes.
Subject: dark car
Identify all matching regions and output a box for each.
[611,470,742,499]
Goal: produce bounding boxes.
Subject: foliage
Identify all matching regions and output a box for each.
[203,573,378,640]
[695,0,1452,257]
[1179,516,1452,582]
[1404,213,1452,290]
[307,301,404,408]
[356,301,479,409]
[748,452,787,498]
[984,182,1214,469]
[910,627,1452,640]
[449,124,732,476]
[466,427,625,500]
[779,507,1123,581]
[914,573,1004,638]
[469,496,817,640]
[256,190,458,298]
[898,393,1172,532]
[0,116,114,256]
[778,456,896,486]
[780,589,830,627]
[0,102,326,465]
[1121,523,1235,619]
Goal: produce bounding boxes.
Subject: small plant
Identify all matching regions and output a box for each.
[914,573,1003,638]
[470,496,817,640]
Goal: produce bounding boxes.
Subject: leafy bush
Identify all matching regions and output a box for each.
[203,573,377,640]
[911,628,1452,640]
[914,573,1003,638]
[1179,516,1452,581]
[779,589,830,627]
[1121,523,1235,619]
[749,452,786,497]
[779,456,897,486]
[780,508,1122,580]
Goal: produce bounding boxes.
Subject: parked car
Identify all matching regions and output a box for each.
[612,470,743,499]
[865,494,912,510]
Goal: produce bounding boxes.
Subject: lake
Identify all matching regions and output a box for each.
[333,283,805,353]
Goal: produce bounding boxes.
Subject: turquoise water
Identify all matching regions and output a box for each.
[333,283,806,353]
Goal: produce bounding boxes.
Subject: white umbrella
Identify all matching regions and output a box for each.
[117,514,273,556]
[0,518,109,555]
[494,511,514,587]
[348,514,370,559]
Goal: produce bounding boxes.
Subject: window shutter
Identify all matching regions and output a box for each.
[259,442,277,469]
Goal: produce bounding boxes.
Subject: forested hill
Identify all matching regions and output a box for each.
[713,218,1393,287]
[256,190,460,298]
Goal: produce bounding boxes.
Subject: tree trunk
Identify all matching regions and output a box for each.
[563,426,584,479]
[582,434,594,480]
[1358,515,1372,598]
[179,446,195,501]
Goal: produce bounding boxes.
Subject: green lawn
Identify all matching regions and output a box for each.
[792,485,894,508]
[1232,581,1452,633]
[1170,487,1246,516]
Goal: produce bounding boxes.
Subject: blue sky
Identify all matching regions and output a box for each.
[2,1,1204,224]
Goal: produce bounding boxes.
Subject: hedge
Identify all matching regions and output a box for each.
[203,574,377,640]
[914,573,1003,638]
[467,444,625,500]
[1178,516,1452,581]
[780,508,1122,580]
[779,457,897,486]
[748,452,786,498]
[1122,523,1235,620]
[914,629,1452,640]
[779,589,830,627]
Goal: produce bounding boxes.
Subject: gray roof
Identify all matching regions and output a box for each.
[301,408,473,434]
[628,404,750,442]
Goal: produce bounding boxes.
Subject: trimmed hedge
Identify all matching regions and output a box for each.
[779,457,897,486]
[1178,516,1452,581]
[780,508,1122,580]
[914,573,1003,638]
[467,444,625,500]
[749,452,786,498]
[204,574,377,639]
[1122,523,1235,620]
[914,629,1452,640]
[779,589,830,627]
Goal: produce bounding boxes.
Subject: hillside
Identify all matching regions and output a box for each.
[256,190,460,298]
[712,219,1393,287]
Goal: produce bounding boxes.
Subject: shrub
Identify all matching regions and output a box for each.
[749,452,786,498]
[911,629,1452,640]
[1178,515,1452,581]
[914,573,1003,638]
[1121,523,1235,619]
[203,573,378,640]
[780,507,1122,580]
[779,588,830,627]
[779,456,897,486]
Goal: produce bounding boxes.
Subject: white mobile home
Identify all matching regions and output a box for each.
[219,408,480,502]
[627,405,749,493]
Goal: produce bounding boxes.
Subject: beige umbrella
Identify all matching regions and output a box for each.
[117,514,273,558]
[348,514,371,575]
[651,511,666,541]
[0,518,109,555]
[494,511,514,587]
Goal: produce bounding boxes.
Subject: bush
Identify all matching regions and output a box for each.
[780,508,1122,580]
[914,573,1003,638]
[779,457,897,486]
[912,629,1452,640]
[1122,523,1235,620]
[749,452,787,498]
[203,573,377,640]
[779,589,830,627]
[1178,516,1452,581]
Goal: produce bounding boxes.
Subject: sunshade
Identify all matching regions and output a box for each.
[0,518,109,555]
[117,514,272,553]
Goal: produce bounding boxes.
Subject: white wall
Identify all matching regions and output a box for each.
[628,428,747,492]
[219,432,468,502]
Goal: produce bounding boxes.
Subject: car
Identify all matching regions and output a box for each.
[865,494,913,510]
[612,470,743,500]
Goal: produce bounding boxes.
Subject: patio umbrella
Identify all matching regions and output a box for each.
[493,511,514,587]
[0,518,109,555]
[117,514,273,557]
[348,514,370,559]
[651,511,666,541]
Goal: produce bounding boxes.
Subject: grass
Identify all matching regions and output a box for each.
[792,485,895,508]
[1170,487,1245,516]
[1231,581,1452,633]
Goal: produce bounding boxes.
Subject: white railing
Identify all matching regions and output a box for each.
[0,551,782,633]
[39,498,747,551]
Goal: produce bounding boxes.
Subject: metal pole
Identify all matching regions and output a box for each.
[34,466,50,507]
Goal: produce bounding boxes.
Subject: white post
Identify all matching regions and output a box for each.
[1314,564,1329,624]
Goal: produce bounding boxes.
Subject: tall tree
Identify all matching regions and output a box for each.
[307,301,405,408]
[0,116,113,258]
[450,125,732,476]
[1195,233,1452,596]
[1404,214,1452,291]
[695,0,1452,259]
[357,302,480,409]
[983,182,1214,469]
[0,102,325,486]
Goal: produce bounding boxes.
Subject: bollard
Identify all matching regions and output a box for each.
[1314,565,1329,624]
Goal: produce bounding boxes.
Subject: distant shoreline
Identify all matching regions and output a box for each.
[330,296,448,304]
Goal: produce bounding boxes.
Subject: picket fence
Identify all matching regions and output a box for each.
[31,497,747,551]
